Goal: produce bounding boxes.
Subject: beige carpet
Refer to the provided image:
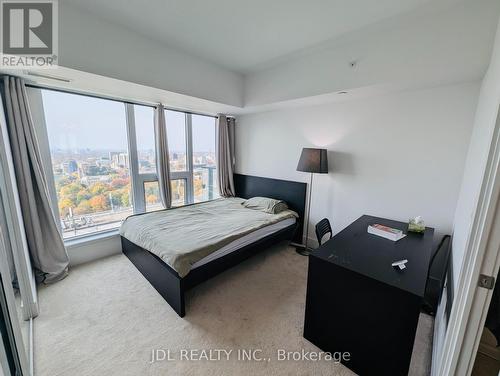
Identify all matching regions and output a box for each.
[34,243,433,376]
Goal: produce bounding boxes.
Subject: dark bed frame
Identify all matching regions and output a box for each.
[121,173,307,317]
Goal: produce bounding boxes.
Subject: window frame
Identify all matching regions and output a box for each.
[30,87,136,241]
[32,86,217,241]
[127,104,198,213]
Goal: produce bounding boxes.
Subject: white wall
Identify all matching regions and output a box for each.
[451,19,500,294]
[244,0,499,107]
[66,234,122,266]
[236,82,479,243]
[58,3,243,107]
[431,17,500,376]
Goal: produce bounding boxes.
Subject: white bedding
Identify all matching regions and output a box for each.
[192,217,296,269]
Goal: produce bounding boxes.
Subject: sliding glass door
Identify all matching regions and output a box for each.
[0,93,35,375]
[0,232,30,376]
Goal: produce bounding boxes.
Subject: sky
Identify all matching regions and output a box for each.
[41,90,216,153]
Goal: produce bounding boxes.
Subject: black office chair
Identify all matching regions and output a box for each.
[315,218,333,246]
[422,234,452,316]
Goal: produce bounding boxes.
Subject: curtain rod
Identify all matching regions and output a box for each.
[24,83,221,119]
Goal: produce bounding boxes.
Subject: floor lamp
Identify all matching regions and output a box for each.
[296,148,328,256]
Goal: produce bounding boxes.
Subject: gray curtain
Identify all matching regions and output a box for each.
[154,104,172,208]
[1,76,69,283]
[216,115,235,197]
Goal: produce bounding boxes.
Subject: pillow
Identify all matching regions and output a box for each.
[241,197,289,214]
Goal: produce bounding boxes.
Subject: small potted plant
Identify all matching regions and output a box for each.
[408,216,426,233]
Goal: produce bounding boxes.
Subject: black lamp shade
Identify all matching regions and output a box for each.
[296,148,328,173]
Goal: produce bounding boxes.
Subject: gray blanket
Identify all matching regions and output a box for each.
[120,198,298,277]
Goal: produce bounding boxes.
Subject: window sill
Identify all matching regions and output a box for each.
[62,200,223,250]
[64,229,120,248]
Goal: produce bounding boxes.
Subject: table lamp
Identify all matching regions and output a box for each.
[296,148,328,255]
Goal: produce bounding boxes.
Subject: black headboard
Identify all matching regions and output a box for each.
[233,173,307,243]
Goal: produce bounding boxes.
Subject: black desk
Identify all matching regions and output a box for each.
[303,215,434,376]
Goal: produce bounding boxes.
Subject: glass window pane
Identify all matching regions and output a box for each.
[134,105,156,174]
[192,114,219,203]
[41,90,132,239]
[144,181,162,212]
[165,110,187,172]
[171,179,186,207]
[145,180,185,210]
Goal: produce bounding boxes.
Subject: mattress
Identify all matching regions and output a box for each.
[192,217,296,269]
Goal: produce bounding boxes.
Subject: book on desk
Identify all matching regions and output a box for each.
[367,223,406,241]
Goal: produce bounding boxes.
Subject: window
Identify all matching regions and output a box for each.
[134,105,156,174]
[165,110,187,172]
[144,181,161,212]
[41,90,132,239]
[38,89,218,240]
[171,179,186,207]
[192,114,218,202]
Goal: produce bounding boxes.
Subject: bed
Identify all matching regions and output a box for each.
[121,174,307,317]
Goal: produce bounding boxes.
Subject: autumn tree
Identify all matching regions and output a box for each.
[89,182,109,195]
[146,194,158,204]
[59,182,84,200]
[89,195,109,212]
[58,198,74,217]
[111,178,129,189]
[120,190,130,207]
[76,189,91,203]
[74,200,92,215]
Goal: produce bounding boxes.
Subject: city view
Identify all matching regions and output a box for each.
[52,148,217,238]
[51,148,133,237]
[41,88,219,239]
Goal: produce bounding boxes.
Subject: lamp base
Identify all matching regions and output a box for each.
[294,244,314,256]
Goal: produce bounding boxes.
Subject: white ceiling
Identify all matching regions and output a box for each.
[63,0,456,73]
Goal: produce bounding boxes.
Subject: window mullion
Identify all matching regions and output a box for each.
[170,171,189,180]
[185,113,194,204]
[125,103,144,214]
[141,173,158,182]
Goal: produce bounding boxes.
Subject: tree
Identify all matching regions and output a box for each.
[119,189,130,207]
[111,178,129,189]
[146,194,158,204]
[60,182,84,199]
[58,198,74,217]
[194,176,203,198]
[89,195,109,212]
[74,200,92,215]
[109,191,124,208]
[76,189,91,204]
[145,184,159,196]
[89,182,108,195]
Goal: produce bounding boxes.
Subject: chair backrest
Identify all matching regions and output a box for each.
[429,235,452,288]
[315,218,332,246]
[423,234,452,315]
